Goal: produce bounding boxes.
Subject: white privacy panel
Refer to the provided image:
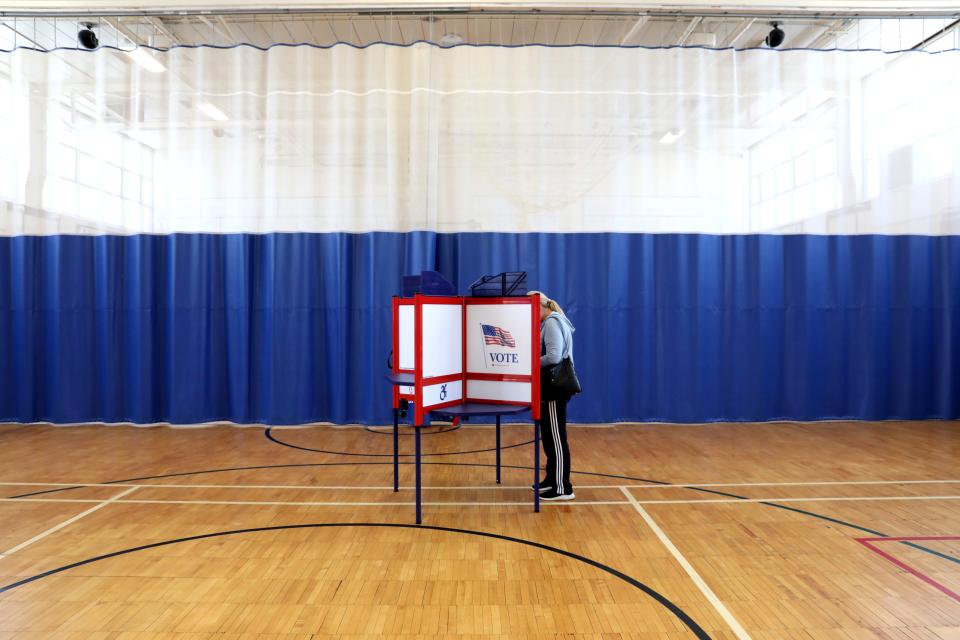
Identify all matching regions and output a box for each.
[467,380,532,403]
[398,304,415,370]
[466,304,532,376]
[422,380,462,408]
[421,303,462,378]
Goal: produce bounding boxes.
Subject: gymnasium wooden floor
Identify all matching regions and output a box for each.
[0,420,958,640]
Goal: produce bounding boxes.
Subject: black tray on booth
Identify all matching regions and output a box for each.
[468,272,528,297]
[402,270,456,297]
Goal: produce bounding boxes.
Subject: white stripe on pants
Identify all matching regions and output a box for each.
[549,400,564,495]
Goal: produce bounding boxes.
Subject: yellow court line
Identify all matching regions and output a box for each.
[0,482,623,490]
[632,495,960,504]
[622,487,755,640]
[0,487,140,558]
[627,480,960,488]
[0,497,629,507]
[4,479,960,489]
[5,495,960,507]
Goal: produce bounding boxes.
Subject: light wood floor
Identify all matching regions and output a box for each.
[0,420,958,640]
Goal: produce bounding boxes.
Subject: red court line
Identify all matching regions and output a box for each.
[856,536,960,603]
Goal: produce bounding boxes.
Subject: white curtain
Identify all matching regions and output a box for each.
[1,43,958,235]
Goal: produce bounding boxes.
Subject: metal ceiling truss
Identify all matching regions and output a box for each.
[2,7,959,19]
[3,8,958,51]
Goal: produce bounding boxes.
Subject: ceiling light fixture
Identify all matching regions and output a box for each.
[659,129,685,145]
[197,102,229,122]
[125,48,166,73]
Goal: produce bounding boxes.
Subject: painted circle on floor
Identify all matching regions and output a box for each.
[265,426,534,458]
[0,522,712,639]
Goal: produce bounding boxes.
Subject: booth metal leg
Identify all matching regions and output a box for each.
[534,420,540,513]
[495,415,501,484]
[415,425,422,525]
[393,409,400,493]
[392,409,399,492]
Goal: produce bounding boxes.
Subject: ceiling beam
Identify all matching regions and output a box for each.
[720,17,754,47]
[101,16,142,47]
[2,1,960,19]
[215,14,238,40]
[0,19,44,47]
[618,14,648,45]
[196,14,233,41]
[145,15,181,44]
[807,18,852,48]
[910,17,960,49]
[676,15,702,45]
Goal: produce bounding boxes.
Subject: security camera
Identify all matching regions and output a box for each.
[765,22,785,48]
[78,23,99,49]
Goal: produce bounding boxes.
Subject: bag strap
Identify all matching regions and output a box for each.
[543,315,566,351]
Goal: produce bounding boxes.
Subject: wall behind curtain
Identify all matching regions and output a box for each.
[0,42,958,424]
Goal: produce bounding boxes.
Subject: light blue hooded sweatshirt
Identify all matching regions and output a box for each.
[540,311,575,368]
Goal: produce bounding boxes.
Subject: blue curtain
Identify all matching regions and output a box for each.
[1,233,957,424]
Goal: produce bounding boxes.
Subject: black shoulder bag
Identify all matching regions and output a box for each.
[541,317,582,397]
[547,357,582,396]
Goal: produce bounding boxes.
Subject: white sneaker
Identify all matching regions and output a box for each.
[539,489,575,501]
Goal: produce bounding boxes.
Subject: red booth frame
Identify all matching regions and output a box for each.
[391,293,542,426]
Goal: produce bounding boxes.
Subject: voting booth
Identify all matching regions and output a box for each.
[391,293,542,425]
[387,290,543,523]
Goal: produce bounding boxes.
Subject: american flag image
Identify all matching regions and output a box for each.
[481,324,516,348]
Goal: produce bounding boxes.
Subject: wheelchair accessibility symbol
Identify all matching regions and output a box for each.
[440,384,447,401]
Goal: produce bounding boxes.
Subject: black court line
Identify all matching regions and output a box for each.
[6,460,666,499]
[258,426,960,566]
[265,426,533,458]
[0,522,712,640]
[364,424,460,436]
[759,502,959,563]
[6,457,958,568]
[634,486,960,566]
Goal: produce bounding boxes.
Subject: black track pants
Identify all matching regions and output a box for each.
[540,396,572,494]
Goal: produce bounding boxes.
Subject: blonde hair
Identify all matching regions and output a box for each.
[529,290,564,315]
